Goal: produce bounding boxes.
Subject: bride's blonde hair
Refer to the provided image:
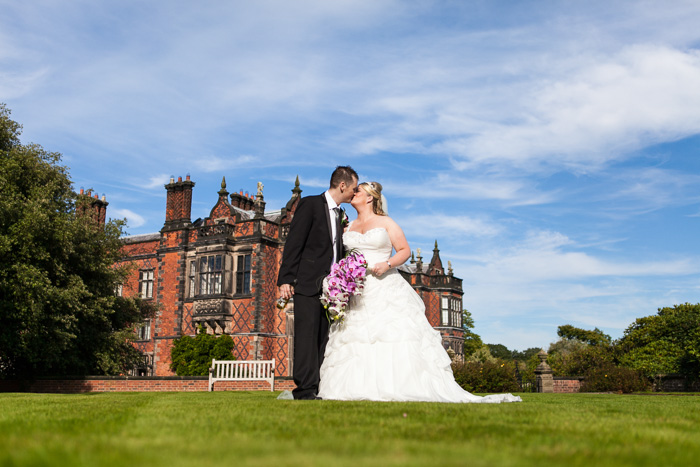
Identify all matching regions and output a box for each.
[360,182,387,216]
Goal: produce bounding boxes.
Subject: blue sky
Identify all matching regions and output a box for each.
[3,0,700,351]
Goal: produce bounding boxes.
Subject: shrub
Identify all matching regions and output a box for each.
[451,360,520,393]
[580,363,650,393]
[170,327,235,376]
[548,343,615,377]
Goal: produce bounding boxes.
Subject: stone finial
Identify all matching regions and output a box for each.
[535,349,554,393]
[448,260,453,276]
[292,175,302,195]
[257,181,264,198]
[218,177,229,197]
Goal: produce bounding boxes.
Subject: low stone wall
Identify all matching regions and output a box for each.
[654,374,700,392]
[553,377,582,393]
[0,376,296,393]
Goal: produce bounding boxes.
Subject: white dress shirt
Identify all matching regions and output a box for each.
[324,191,340,263]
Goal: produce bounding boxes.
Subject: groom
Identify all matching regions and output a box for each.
[278,166,359,400]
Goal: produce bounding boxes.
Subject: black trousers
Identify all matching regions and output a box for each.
[292,294,330,399]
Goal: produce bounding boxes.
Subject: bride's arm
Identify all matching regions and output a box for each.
[373,218,411,276]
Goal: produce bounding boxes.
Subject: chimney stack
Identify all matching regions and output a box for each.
[163,174,195,231]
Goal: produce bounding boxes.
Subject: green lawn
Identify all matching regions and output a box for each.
[1,392,698,466]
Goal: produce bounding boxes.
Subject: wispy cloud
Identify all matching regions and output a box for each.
[111,208,147,228]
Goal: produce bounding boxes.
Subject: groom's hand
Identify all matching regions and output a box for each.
[279,284,294,300]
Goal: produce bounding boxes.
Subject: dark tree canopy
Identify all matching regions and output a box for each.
[0,104,153,378]
[617,303,700,378]
[486,343,512,360]
[170,327,235,376]
[557,324,612,346]
[462,309,483,357]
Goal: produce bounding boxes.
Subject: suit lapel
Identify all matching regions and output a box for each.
[322,195,334,244]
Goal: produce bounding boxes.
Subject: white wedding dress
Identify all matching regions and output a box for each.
[317,228,521,403]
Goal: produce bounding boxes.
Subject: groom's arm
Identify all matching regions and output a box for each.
[277,196,314,289]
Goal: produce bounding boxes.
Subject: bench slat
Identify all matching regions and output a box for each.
[208,359,275,392]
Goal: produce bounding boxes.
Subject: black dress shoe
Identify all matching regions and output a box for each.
[294,394,316,400]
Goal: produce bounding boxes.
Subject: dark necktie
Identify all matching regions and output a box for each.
[333,207,342,260]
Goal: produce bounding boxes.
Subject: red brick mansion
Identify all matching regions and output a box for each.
[115,175,464,377]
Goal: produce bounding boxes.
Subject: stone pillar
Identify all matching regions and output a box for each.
[535,349,554,393]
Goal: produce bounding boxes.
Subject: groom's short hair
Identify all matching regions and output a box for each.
[330,166,358,188]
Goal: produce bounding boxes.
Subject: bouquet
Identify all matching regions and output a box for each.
[320,250,368,322]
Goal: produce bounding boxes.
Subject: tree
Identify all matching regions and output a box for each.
[462,309,483,357]
[512,347,541,361]
[617,303,700,379]
[0,104,153,378]
[486,343,512,360]
[170,327,235,376]
[557,324,611,346]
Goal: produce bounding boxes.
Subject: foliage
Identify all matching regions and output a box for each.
[557,324,611,346]
[486,343,512,360]
[0,104,153,378]
[512,347,542,361]
[451,359,520,393]
[617,303,700,379]
[547,341,615,377]
[580,363,650,393]
[514,352,542,393]
[170,327,235,376]
[466,344,497,363]
[462,309,483,356]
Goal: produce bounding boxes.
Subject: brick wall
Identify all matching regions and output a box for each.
[0,377,295,394]
[553,377,582,393]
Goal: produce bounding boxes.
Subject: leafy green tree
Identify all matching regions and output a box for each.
[466,344,497,363]
[486,343,512,360]
[617,303,700,379]
[557,324,611,346]
[0,103,153,378]
[512,347,541,361]
[170,327,235,376]
[462,309,483,357]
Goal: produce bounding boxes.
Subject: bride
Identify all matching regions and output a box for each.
[317,182,521,403]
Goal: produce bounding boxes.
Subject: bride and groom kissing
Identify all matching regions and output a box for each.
[277,166,521,403]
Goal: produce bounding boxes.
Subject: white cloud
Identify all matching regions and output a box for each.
[111,208,146,228]
[449,45,700,172]
[400,214,502,239]
[142,174,171,190]
[384,173,557,205]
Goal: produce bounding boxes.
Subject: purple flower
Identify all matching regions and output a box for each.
[320,250,368,323]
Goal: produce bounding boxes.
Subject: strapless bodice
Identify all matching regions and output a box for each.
[343,228,392,265]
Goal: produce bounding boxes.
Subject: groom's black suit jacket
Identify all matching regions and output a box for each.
[277,194,343,296]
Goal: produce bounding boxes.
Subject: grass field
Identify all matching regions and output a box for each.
[1,392,698,466]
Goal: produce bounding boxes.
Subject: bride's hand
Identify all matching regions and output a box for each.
[373,261,391,277]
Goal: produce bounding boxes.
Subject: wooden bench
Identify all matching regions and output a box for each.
[208,359,275,391]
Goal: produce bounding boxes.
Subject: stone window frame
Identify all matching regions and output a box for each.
[136,318,151,341]
[235,252,252,295]
[138,269,154,299]
[198,254,224,296]
[440,296,462,328]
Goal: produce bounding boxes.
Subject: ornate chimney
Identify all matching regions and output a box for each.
[163,174,195,231]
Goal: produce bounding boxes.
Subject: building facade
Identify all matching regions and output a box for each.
[116,175,464,377]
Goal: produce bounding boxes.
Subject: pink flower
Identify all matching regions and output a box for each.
[320,250,368,323]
